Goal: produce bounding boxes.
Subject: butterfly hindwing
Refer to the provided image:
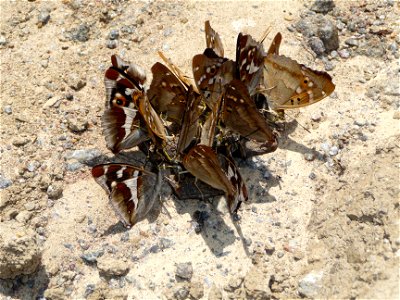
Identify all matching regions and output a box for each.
[263,54,335,109]
[182,145,236,201]
[92,164,162,227]
[101,106,149,153]
[222,79,277,150]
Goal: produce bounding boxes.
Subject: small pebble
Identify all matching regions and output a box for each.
[175,262,193,281]
[308,37,326,56]
[330,50,338,58]
[354,119,366,126]
[81,250,104,264]
[265,238,275,255]
[67,116,88,133]
[108,29,119,40]
[27,161,40,172]
[47,183,63,199]
[345,38,359,47]
[309,172,317,180]
[338,49,350,59]
[263,171,271,179]
[159,238,174,250]
[106,39,118,49]
[0,35,7,46]
[3,105,12,114]
[311,113,321,122]
[298,271,324,298]
[84,284,95,298]
[329,146,339,156]
[304,152,315,161]
[37,9,50,27]
[77,239,90,250]
[12,137,30,147]
[162,43,170,51]
[163,28,173,37]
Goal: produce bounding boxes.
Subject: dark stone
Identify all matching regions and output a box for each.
[176,262,193,281]
[38,9,50,26]
[308,37,326,56]
[310,0,335,14]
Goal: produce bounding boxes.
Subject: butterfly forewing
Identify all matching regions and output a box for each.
[267,32,282,55]
[182,145,235,200]
[111,54,146,89]
[222,79,277,147]
[192,49,235,109]
[148,62,187,124]
[236,33,266,96]
[176,87,204,155]
[205,20,224,57]
[263,54,335,109]
[92,164,162,227]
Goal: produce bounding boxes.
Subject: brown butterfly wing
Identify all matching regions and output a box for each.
[267,32,282,55]
[263,54,335,109]
[176,87,204,155]
[236,33,266,96]
[218,152,248,213]
[92,164,161,227]
[104,68,143,109]
[148,62,187,124]
[192,50,235,109]
[205,20,224,57]
[111,54,146,88]
[138,95,167,141]
[222,79,277,148]
[182,145,235,200]
[102,106,149,154]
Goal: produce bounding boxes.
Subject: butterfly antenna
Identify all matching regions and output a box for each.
[259,25,272,43]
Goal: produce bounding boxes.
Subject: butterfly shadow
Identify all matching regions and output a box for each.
[169,175,250,256]
[176,198,252,257]
[277,119,325,161]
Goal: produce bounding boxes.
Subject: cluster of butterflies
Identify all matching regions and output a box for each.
[92,21,335,228]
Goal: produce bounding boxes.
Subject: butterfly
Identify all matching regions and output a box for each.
[182,144,247,214]
[261,33,335,110]
[148,54,205,158]
[102,55,166,154]
[92,163,162,228]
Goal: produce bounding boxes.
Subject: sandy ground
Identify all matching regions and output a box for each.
[0,0,399,299]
